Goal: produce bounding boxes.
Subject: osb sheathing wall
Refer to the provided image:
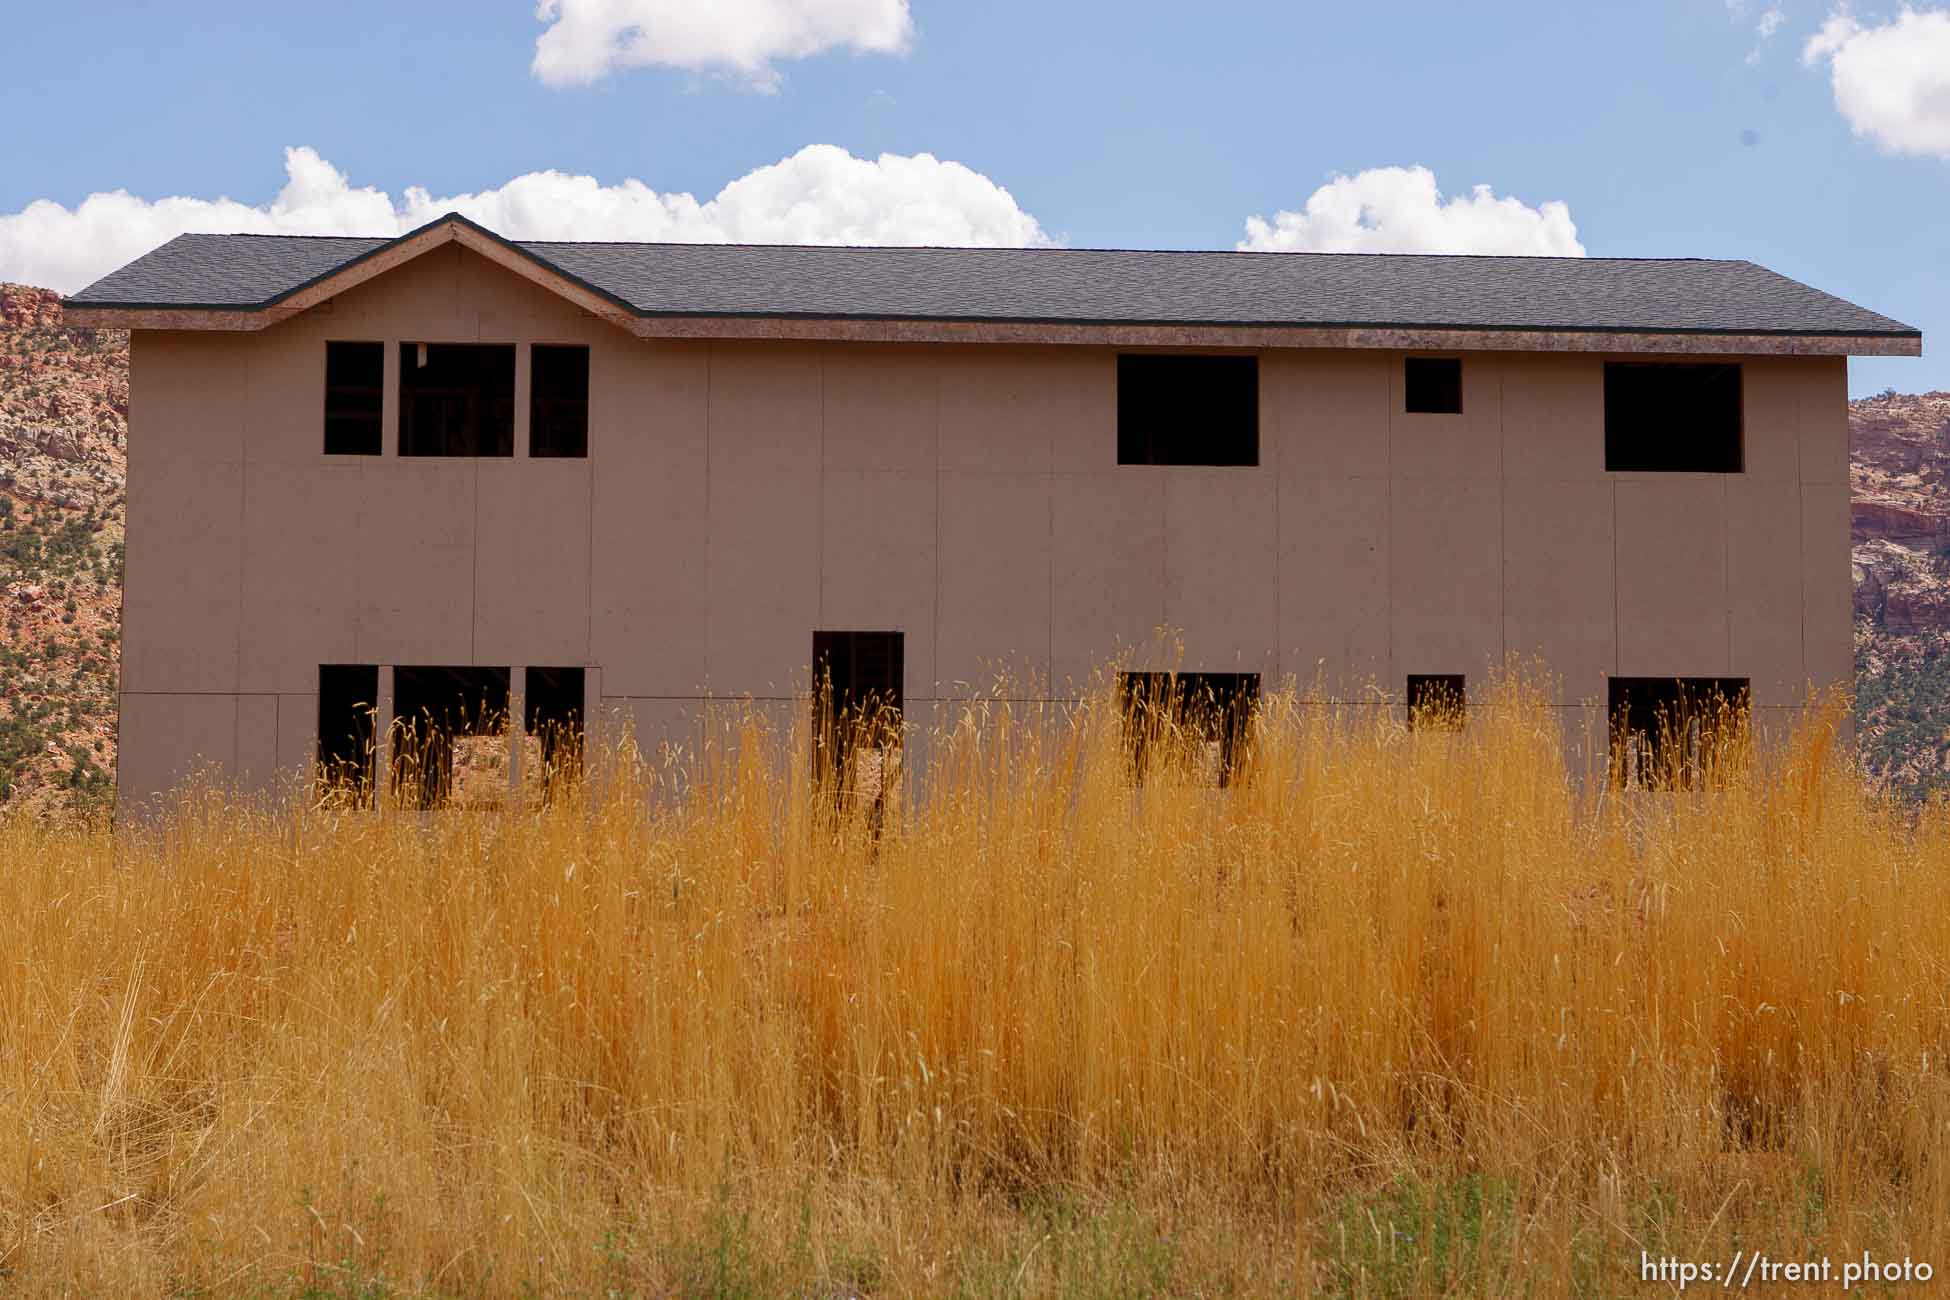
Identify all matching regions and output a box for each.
[115,243,1852,807]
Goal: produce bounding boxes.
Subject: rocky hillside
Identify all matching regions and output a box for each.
[0,282,1945,811]
[0,284,125,818]
[1851,390,1950,799]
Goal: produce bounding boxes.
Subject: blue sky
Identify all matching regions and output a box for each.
[1,0,1943,394]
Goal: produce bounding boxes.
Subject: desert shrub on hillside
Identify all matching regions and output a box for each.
[0,496,121,816]
[1857,630,1950,800]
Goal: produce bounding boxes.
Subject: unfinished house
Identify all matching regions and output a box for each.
[62,214,1920,809]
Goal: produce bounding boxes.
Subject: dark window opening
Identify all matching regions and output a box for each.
[1406,674,1466,730]
[1404,356,1463,415]
[530,345,590,458]
[1116,354,1259,466]
[1119,671,1260,787]
[391,666,512,809]
[1609,677,1751,790]
[317,664,379,803]
[399,343,515,457]
[524,666,585,784]
[812,631,904,814]
[324,342,383,455]
[1604,362,1743,473]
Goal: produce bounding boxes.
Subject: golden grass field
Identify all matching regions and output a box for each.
[3,671,1947,1297]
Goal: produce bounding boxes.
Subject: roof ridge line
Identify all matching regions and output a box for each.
[175,231,390,240]
[170,229,1735,263]
[523,239,1729,262]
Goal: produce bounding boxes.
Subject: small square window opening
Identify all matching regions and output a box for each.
[1406,674,1467,730]
[1403,357,1463,415]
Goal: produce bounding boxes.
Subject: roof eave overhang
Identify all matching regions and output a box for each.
[622,317,1924,357]
[54,303,1922,356]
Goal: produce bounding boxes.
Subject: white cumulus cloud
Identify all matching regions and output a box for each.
[532,0,913,89]
[1802,7,1950,159]
[0,144,1050,294]
[1237,166,1585,257]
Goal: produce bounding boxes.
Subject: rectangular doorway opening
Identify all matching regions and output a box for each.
[1608,676,1751,789]
[1119,670,1260,787]
[391,666,512,809]
[524,666,585,788]
[812,631,904,812]
[317,664,378,804]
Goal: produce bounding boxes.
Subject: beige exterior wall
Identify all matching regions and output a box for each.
[115,245,1854,808]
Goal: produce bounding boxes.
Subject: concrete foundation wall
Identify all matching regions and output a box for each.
[116,245,1853,808]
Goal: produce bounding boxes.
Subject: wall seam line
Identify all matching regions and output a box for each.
[1146,473,1162,666]
[1799,477,1808,705]
[932,358,941,705]
[1799,378,1810,703]
[713,343,721,689]
[1386,362,1395,688]
[1497,360,1507,675]
[471,458,480,664]
[1272,375,1280,687]
[234,358,248,760]
[585,344,595,671]
[1612,479,1620,678]
[818,351,826,632]
[1723,475,1732,676]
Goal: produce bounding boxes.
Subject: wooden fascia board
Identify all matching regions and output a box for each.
[57,306,274,331]
[624,315,1922,357]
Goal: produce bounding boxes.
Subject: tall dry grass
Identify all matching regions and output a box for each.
[2,668,1947,1296]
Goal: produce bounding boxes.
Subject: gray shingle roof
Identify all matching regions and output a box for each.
[72,235,388,309]
[65,216,1919,339]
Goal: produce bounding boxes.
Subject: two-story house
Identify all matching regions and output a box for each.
[61,214,1920,808]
